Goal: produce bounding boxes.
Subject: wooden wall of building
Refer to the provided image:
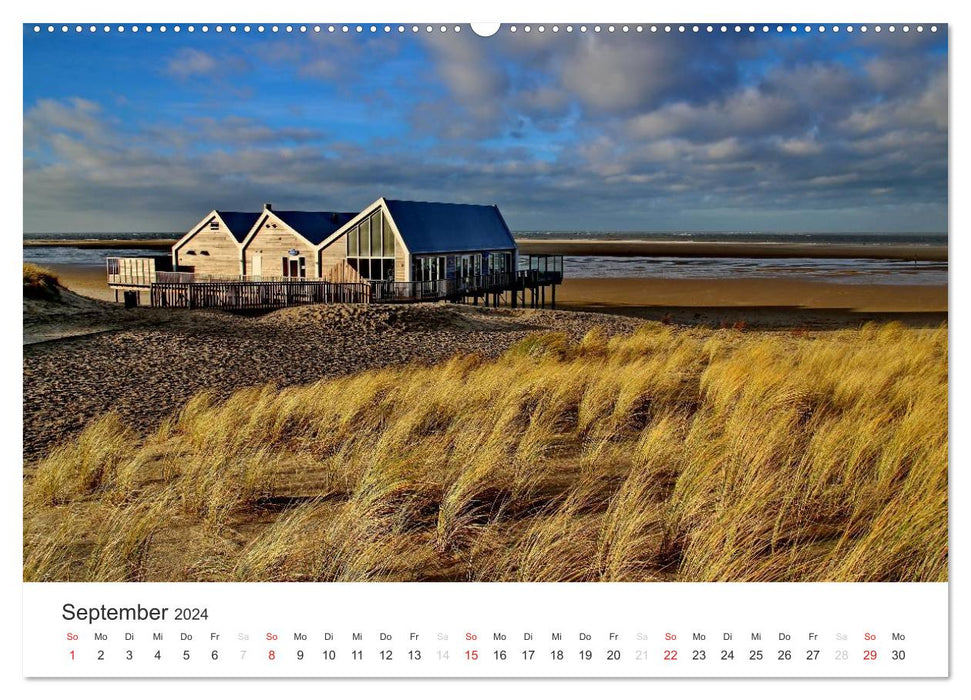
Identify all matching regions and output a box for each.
[174,225,242,275]
[244,218,316,278]
[319,233,347,274]
[395,238,408,282]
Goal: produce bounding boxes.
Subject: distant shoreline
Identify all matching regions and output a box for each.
[23,239,176,250]
[23,237,948,262]
[517,239,948,262]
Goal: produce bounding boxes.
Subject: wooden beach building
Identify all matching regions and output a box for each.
[108,197,562,310]
[242,206,357,279]
[172,210,260,276]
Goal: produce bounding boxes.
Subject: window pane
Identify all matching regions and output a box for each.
[382,259,394,281]
[348,225,358,255]
[359,259,370,279]
[370,216,381,257]
[359,221,369,257]
[382,215,394,257]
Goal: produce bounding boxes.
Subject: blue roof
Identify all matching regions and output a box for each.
[273,210,358,245]
[215,211,261,244]
[384,200,517,255]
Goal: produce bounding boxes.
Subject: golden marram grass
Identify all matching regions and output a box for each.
[23,321,947,583]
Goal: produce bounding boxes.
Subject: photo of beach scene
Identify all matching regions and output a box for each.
[23,24,947,583]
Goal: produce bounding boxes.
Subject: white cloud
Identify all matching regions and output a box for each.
[627,88,799,140]
[778,136,823,156]
[165,48,249,79]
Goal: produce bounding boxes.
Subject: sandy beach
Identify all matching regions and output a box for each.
[40,261,948,327]
[37,263,119,302]
[23,299,644,461]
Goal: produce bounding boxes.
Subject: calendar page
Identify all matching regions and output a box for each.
[19,2,953,688]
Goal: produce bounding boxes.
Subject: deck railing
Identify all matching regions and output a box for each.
[370,272,516,302]
[106,256,168,287]
[151,280,371,310]
[156,271,305,284]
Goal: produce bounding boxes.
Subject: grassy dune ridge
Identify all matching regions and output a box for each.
[23,263,60,301]
[23,322,948,582]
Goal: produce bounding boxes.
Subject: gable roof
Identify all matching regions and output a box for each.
[272,210,358,245]
[384,200,517,255]
[215,211,261,244]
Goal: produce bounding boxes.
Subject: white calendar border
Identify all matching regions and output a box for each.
[6,0,963,696]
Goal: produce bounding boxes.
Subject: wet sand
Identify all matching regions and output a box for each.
[518,238,947,261]
[552,277,947,329]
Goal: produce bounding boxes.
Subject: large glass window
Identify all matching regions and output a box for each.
[413,256,447,282]
[346,210,396,281]
[455,254,482,280]
[489,252,511,274]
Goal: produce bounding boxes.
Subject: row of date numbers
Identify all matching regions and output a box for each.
[70,648,907,662]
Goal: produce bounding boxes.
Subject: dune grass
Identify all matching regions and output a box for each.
[23,263,60,301]
[23,321,948,582]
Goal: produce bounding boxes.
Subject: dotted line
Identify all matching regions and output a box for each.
[30,24,941,35]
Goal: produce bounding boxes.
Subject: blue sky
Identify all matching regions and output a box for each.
[23,25,948,233]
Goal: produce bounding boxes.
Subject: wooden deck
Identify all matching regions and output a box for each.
[107,255,563,311]
[371,270,562,308]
